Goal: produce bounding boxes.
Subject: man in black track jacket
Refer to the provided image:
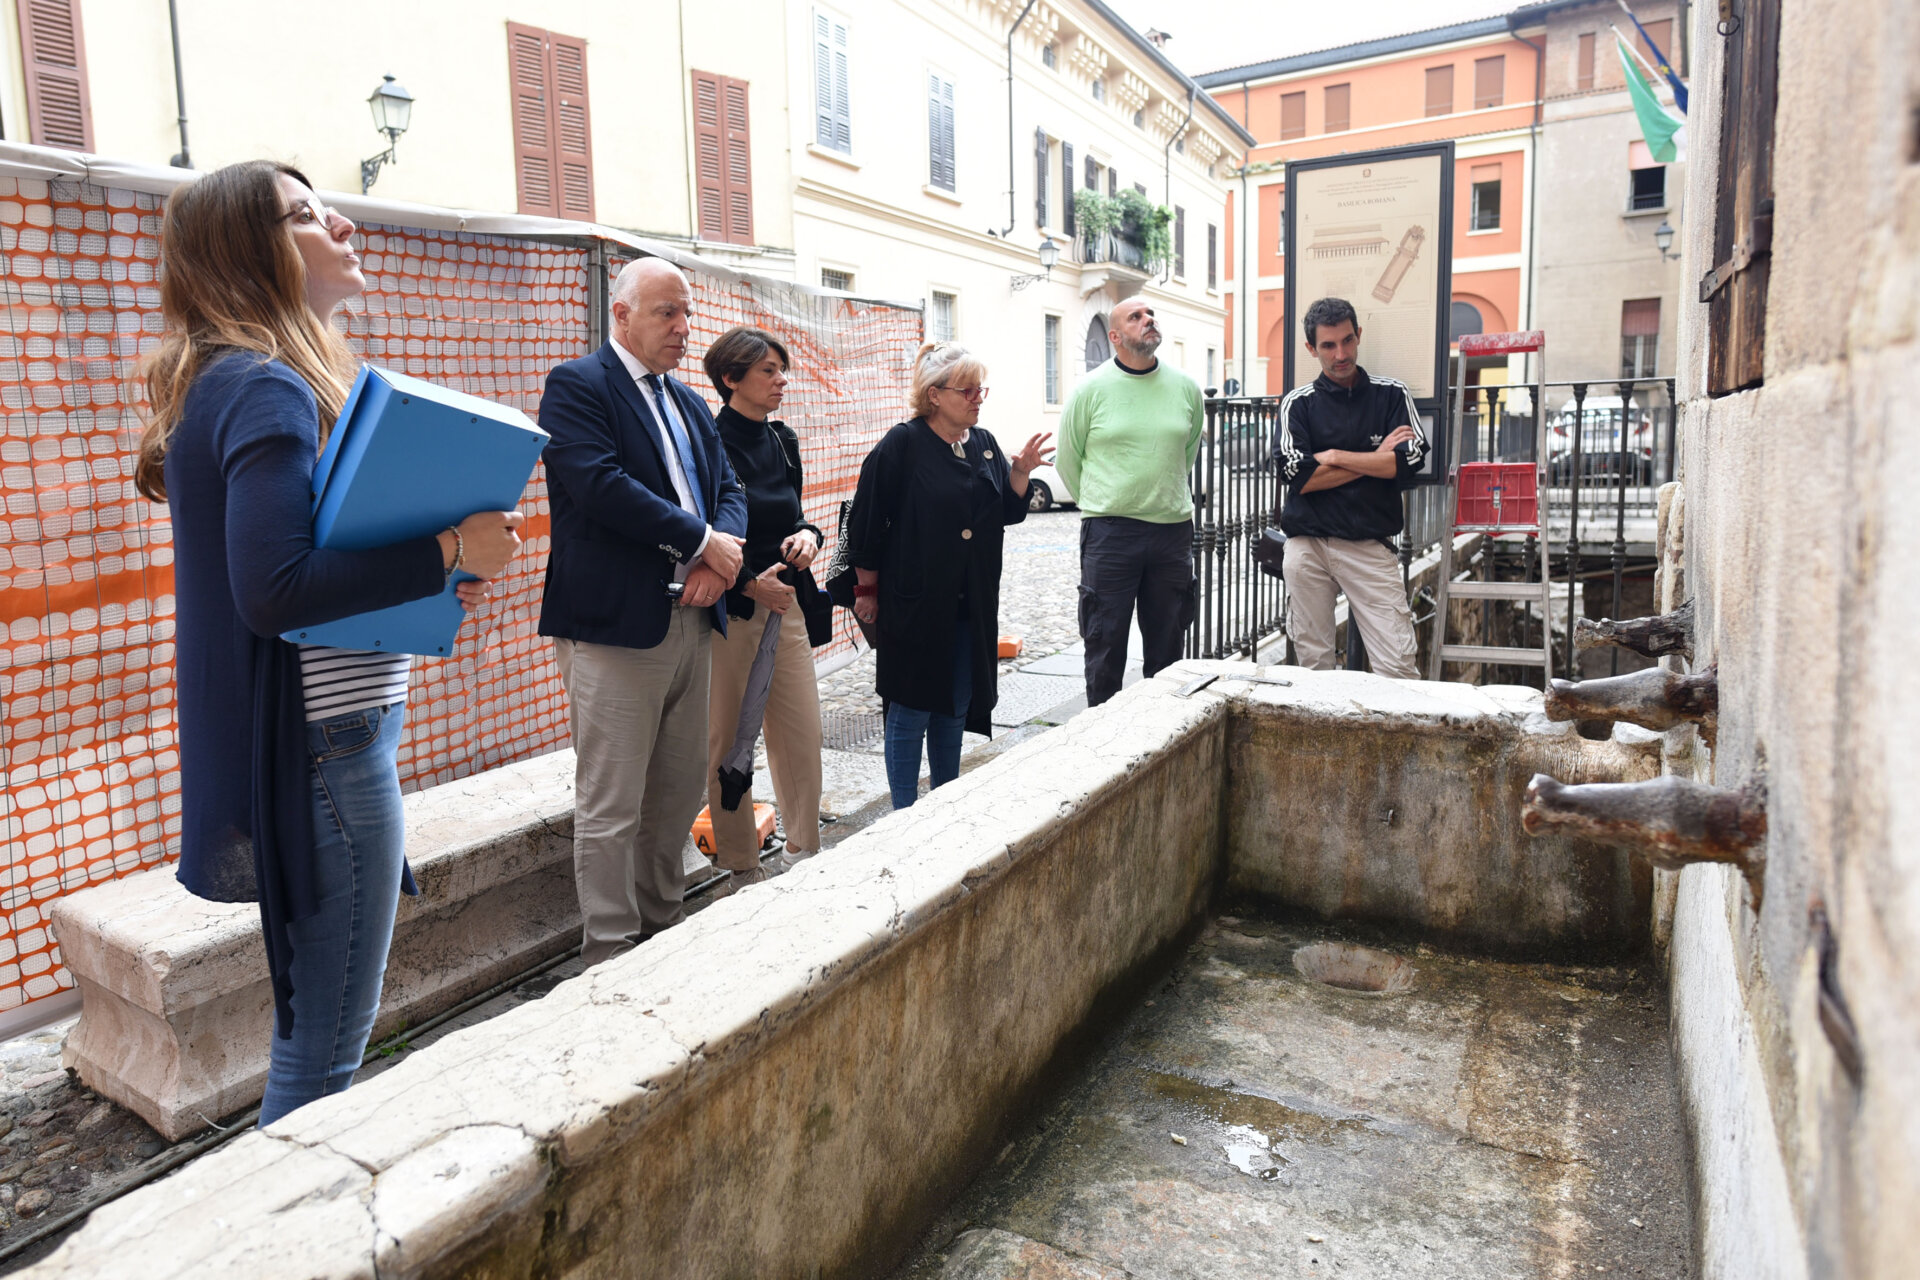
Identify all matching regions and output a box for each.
[1271,297,1426,678]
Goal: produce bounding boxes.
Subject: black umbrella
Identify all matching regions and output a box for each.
[716,611,784,810]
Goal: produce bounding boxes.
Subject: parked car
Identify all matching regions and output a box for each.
[1546,396,1654,481]
[1025,461,1075,512]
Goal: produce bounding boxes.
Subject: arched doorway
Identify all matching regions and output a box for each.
[1450,300,1484,344]
[1084,315,1111,370]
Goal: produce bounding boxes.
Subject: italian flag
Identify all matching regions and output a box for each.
[1618,32,1685,163]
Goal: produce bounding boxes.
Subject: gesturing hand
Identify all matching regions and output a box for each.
[1010,431,1054,476]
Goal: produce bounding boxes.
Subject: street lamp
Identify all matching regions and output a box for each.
[1653,219,1681,261]
[360,74,415,194]
[1009,235,1061,291]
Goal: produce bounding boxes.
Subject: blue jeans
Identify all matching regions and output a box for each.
[258,701,408,1127]
[885,622,972,810]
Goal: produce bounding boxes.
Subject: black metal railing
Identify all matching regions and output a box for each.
[1185,376,1681,670]
[1080,220,1151,271]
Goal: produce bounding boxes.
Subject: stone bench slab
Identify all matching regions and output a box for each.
[48,750,580,1140]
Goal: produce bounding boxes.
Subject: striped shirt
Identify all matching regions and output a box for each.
[299,646,412,721]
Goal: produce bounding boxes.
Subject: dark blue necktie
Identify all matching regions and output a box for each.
[643,373,706,522]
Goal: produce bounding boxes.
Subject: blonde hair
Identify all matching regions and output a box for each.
[909,341,987,419]
[134,161,360,502]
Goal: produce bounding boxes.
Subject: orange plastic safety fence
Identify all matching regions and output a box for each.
[0,176,919,1019]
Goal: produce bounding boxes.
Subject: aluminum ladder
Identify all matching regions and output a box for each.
[1427,329,1554,683]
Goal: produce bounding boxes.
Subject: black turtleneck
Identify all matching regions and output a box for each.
[715,403,808,575]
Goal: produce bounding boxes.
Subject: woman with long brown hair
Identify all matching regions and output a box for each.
[136,161,524,1125]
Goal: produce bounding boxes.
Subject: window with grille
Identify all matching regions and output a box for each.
[1620,299,1660,378]
[1280,92,1305,139]
[928,73,956,191]
[1324,84,1350,133]
[1630,165,1665,211]
[931,291,956,342]
[813,10,852,153]
[822,268,853,291]
[1469,166,1501,230]
[1425,66,1453,117]
[1576,33,1596,91]
[1044,315,1061,404]
[1474,56,1504,109]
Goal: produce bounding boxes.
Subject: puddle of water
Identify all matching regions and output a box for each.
[1140,1068,1372,1147]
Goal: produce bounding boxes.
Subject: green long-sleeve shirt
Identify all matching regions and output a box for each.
[1055,358,1205,524]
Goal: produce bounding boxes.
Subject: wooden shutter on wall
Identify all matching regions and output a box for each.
[1474,56,1505,109]
[1107,166,1117,197]
[1062,143,1075,234]
[1324,84,1350,133]
[814,11,851,152]
[1208,223,1217,289]
[550,34,595,220]
[1576,33,1596,91]
[507,24,594,220]
[1035,128,1049,226]
[1425,66,1453,117]
[1280,92,1305,139]
[928,74,955,191]
[693,72,755,244]
[1174,205,1186,277]
[508,23,557,217]
[1705,0,1780,394]
[18,0,94,150]
[1084,152,1097,190]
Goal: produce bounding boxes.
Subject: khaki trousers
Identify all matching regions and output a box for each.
[705,605,823,871]
[1282,535,1420,680]
[554,610,711,967]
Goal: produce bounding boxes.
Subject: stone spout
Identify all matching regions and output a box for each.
[1545,664,1718,733]
[1574,600,1695,662]
[1521,772,1767,903]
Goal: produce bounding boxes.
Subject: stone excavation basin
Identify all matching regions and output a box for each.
[25,664,1681,1280]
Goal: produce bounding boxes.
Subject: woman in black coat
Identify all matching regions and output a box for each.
[848,342,1051,808]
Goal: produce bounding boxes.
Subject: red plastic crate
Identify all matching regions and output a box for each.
[1455,462,1539,533]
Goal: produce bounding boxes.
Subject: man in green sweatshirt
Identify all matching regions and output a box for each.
[1055,297,1205,705]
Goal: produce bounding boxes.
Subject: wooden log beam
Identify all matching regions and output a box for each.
[1545,664,1717,733]
[1574,599,1695,662]
[1521,772,1767,904]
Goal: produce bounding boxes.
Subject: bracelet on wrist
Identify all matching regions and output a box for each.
[853,583,878,598]
[444,526,464,581]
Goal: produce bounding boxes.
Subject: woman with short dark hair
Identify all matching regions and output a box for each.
[136,161,525,1124]
[699,327,831,888]
[848,342,1051,808]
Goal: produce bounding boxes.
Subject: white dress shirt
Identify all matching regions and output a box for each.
[610,340,711,577]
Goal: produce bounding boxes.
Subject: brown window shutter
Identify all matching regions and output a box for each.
[1324,84,1350,133]
[1576,33,1596,91]
[720,77,753,244]
[1424,66,1452,117]
[548,34,595,220]
[1474,56,1505,109]
[1280,92,1305,140]
[692,71,725,240]
[17,0,95,150]
[507,23,557,217]
[1706,0,1779,394]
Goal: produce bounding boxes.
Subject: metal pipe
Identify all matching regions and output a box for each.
[1003,0,1038,237]
[1610,383,1633,672]
[1565,382,1586,674]
[166,0,191,168]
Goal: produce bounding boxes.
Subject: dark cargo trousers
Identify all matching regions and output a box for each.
[1077,516,1197,707]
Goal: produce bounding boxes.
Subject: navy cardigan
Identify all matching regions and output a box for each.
[165,353,445,1037]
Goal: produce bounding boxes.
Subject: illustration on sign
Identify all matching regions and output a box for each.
[1289,153,1446,399]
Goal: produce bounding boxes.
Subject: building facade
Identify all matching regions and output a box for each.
[1522,0,1686,386]
[0,0,799,275]
[1196,2,1686,398]
[1196,15,1545,397]
[785,0,1250,425]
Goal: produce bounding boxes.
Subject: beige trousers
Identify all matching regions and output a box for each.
[554,610,711,967]
[1282,535,1420,680]
[705,605,823,871]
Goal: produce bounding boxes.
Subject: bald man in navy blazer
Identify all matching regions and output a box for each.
[539,257,748,964]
